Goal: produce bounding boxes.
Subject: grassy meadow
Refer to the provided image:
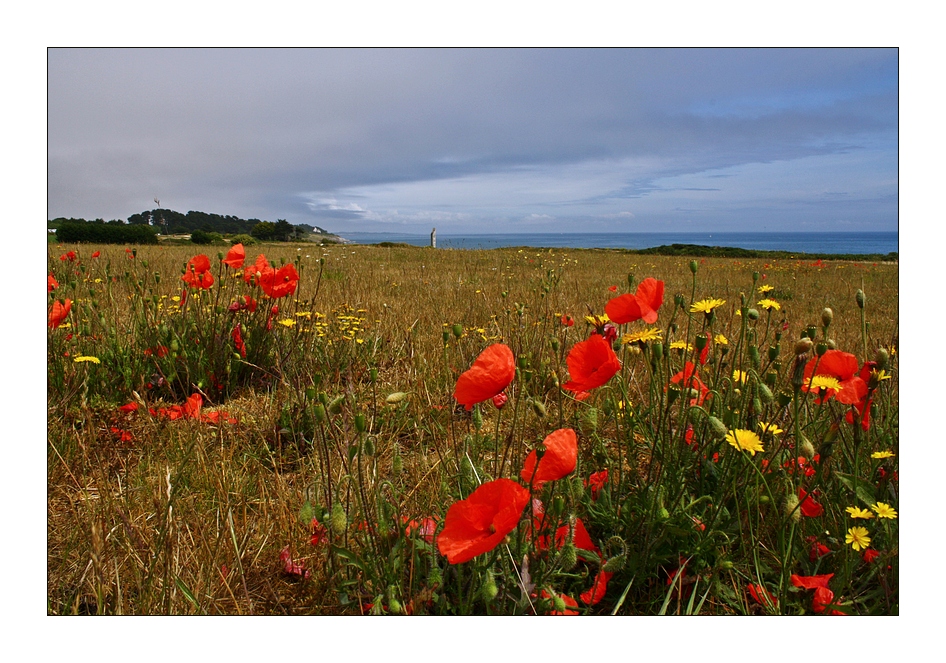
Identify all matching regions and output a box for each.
[47,241,898,615]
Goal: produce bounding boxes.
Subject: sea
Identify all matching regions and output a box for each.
[337,231,899,256]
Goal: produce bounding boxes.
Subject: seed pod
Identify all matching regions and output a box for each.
[806,325,818,339]
[794,338,813,356]
[689,260,699,274]
[816,343,828,356]
[362,436,375,456]
[799,436,816,460]
[674,294,686,308]
[442,330,450,346]
[652,342,663,361]
[747,308,760,321]
[826,339,837,350]
[385,391,408,404]
[452,324,463,339]
[550,337,560,352]
[369,367,378,383]
[627,273,635,289]
[821,307,834,328]
[768,344,779,361]
[856,289,866,309]
[777,391,792,408]
[875,347,889,370]
[694,333,708,352]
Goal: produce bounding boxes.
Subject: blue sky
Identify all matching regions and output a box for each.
[47,48,898,234]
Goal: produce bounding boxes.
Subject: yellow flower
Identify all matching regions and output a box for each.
[757,421,783,437]
[278,318,296,328]
[690,298,726,314]
[584,313,610,327]
[622,327,662,345]
[726,429,765,456]
[732,370,747,385]
[871,502,897,519]
[757,284,774,294]
[807,375,841,391]
[73,356,101,364]
[871,450,895,459]
[670,340,693,352]
[845,506,874,520]
[845,526,871,551]
[714,334,729,345]
[757,299,781,311]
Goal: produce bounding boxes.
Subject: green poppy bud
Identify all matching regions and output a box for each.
[816,343,828,356]
[652,342,663,361]
[627,273,635,289]
[330,503,347,535]
[748,345,760,366]
[856,289,866,309]
[657,507,670,522]
[694,333,708,352]
[452,324,463,339]
[747,308,759,321]
[752,271,760,283]
[392,454,403,475]
[386,391,408,404]
[603,554,626,573]
[689,260,699,274]
[559,541,577,571]
[581,407,599,435]
[369,367,378,383]
[799,435,816,460]
[821,307,834,329]
[783,493,801,523]
[550,337,560,352]
[674,294,686,308]
[472,406,483,431]
[312,403,326,424]
[875,347,889,370]
[328,395,345,414]
[530,399,547,418]
[442,330,450,346]
[362,436,375,456]
[758,383,773,404]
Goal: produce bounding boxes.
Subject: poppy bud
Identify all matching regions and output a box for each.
[452,324,463,339]
[758,383,773,404]
[875,347,889,370]
[794,338,813,355]
[603,554,626,573]
[354,413,367,433]
[559,541,577,571]
[550,337,560,352]
[752,397,762,413]
[392,454,403,475]
[652,342,663,361]
[328,395,345,414]
[530,399,547,418]
[551,494,565,517]
[318,391,328,406]
[783,493,801,523]
[799,436,816,460]
[765,371,778,389]
[768,344,779,361]
[707,416,728,441]
[313,403,326,423]
[472,406,483,431]
[657,507,670,522]
[758,494,770,504]
[689,260,699,274]
[720,560,734,570]
[826,338,836,350]
[627,273,635,289]
[748,345,760,367]
[674,294,686,308]
[581,407,599,434]
[777,391,792,408]
[363,436,376,456]
[460,455,474,483]
[816,343,828,356]
[387,597,403,614]
[821,307,834,328]
[428,565,443,590]
[551,593,566,613]
[330,503,347,535]
[369,367,378,383]
[386,391,408,404]
[856,289,866,309]
[170,339,180,352]
[442,330,450,346]
[752,271,760,283]
[747,308,759,321]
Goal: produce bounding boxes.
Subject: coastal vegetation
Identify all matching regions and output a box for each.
[47,241,898,615]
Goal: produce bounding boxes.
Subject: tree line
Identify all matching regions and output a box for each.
[51,209,331,245]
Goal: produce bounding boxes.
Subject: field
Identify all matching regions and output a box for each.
[47,241,898,615]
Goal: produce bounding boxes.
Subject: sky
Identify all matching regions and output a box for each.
[48,48,897,235]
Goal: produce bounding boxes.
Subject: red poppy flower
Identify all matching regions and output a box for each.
[182,254,214,289]
[845,396,873,430]
[521,428,578,490]
[604,277,664,324]
[798,488,824,517]
[280,546,310,579]
[608,285,618,292]
[562,334,621,393]
[491,392,508,409]
[222,243,245,269]
[48,274,59,292]
[232,324,247,358]
[259,263,300,299]
[536,516,599,555]
[790,573,833,590]
[91,251,100,258]
[808,537,830,562]
[110,427,134,442]
[310,518,329,546]
[586,469,608,500]
[403,516,439,544]
[747,583,778,608]
[60,251,77,262]
[118,402,139,413]
[244,254,271,284]
[560,314,574,327]
[437,478,530,564]
[48,299,72,329]
[453,343,516,411]
[862,548,880,564]
[802,350,866,405]
[811,585,843,614]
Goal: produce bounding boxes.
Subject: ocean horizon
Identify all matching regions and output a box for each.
[337,231,899,255]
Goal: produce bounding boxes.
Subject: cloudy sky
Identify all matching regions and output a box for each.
[48,48,898,235]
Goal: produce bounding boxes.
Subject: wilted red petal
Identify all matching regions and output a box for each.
[453,344,516,411]
[562,334,621,393]
[798,488,824,517]
[183,393,203,419]
[580,569,613,605]
[520,428,578,489]
[436,478,529,564]
[118,402,139,413]
[48,274,59,292]
[747,583,778,607]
